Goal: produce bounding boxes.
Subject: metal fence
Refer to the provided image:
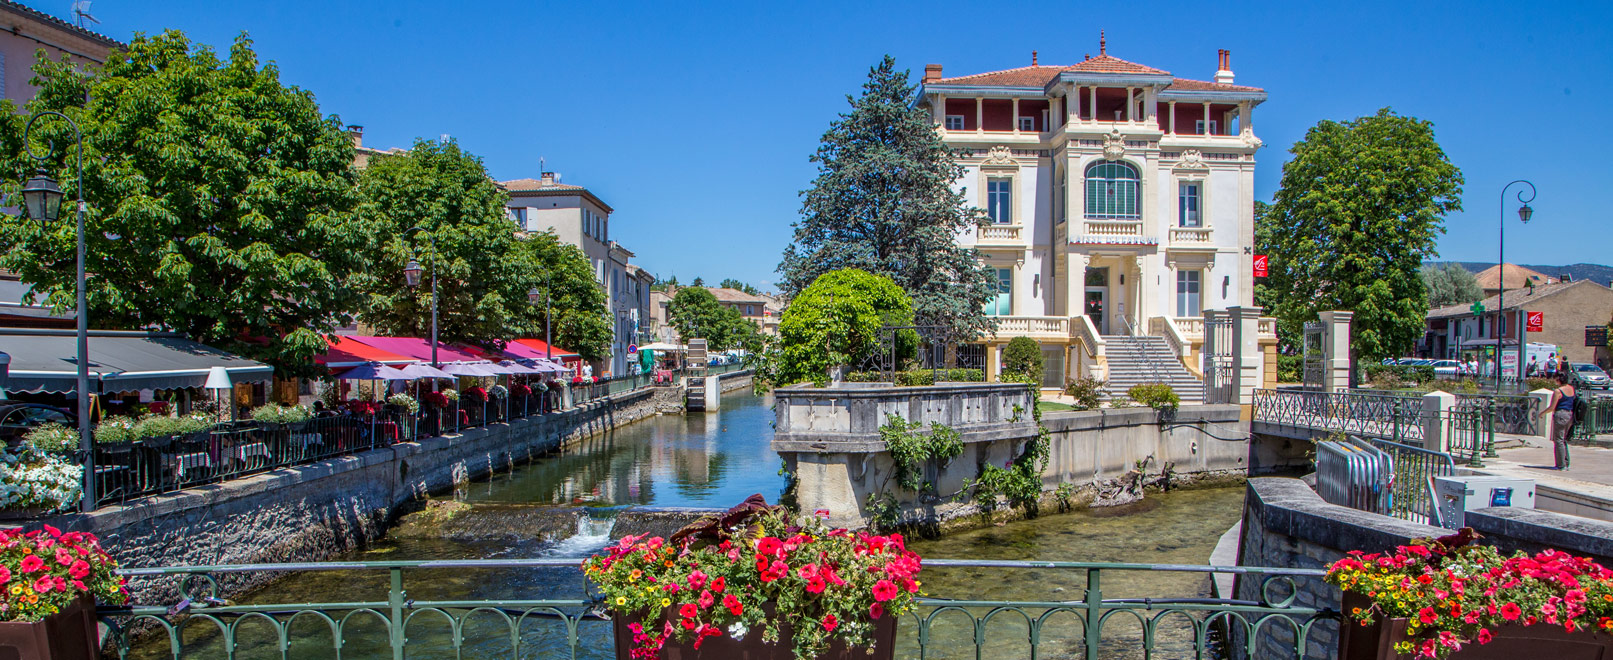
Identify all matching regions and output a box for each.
[1252,389,1426,444]
[81,368,749,511]
[100,558,1331,660]
[1314,434,1458,526]
[1576,395,1613,440]
[1366,437,1457,526]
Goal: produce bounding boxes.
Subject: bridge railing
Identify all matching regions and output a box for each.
[1252,389,1426,444]
[99,559,1331,660]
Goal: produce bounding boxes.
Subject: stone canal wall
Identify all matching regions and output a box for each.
[44,385,683,603]
[773,381,1247,530]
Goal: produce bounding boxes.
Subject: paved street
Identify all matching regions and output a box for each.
[1479,439,1613,517]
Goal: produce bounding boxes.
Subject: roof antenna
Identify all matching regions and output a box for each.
[1099,30,1106,56]
[539,156,546,174]
[71,0,99,28]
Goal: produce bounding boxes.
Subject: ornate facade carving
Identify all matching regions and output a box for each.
[1173,149,1208,171]
[982,145,1018,168]
[1102,129,1126,160]
[1240,128,1264,149]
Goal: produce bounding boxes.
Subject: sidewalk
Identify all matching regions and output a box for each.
[1477,438,1613,521]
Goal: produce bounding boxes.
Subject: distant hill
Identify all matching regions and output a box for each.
[1432,262,1613,287]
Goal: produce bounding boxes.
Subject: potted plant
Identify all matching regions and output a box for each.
[0,444,84,520]
[17,426,75,456]
[463,387,489,405]
[421,391,450,410]
[510,383,532,398]
[0,525,129,658]
[385,394,419,415]
[585,495,917,659]
[489,385,508,401]
[1328,530,1613,659]
[344,400,381,417]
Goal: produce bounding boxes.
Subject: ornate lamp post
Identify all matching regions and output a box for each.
[401,226,439,370]
[1496,180,1536,392]
[531,275,553,360]
[20,111,93,510]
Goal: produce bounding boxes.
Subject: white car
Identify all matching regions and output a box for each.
[1429,360,1461,378]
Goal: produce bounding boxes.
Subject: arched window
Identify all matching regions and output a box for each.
[1084,161,1141,219]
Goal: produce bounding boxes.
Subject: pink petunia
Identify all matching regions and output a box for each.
[32,575,53,594]
[18,555,44,574]
[873,579,898,602]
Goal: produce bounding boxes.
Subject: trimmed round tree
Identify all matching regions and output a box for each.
[771,269,913,386]
[1002,337,1043,386]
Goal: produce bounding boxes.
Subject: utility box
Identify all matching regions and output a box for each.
[1432,475,1535,529]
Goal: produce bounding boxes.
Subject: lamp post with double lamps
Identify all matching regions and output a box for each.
[19,110,94,510]
[1496,180,1536,392]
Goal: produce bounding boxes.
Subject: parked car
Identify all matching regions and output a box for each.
[0,403,76,443]
[1569,363,1612,389]
[1429,360,1461,378]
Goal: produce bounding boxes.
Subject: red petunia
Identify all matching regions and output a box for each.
[723,594,743,616]
[1418,607,1438,625]
[873,579,898,602]
[1500,603,1522,621]
[1477,628,1493,644]
[821,614,838,632]
[806,577,826,594]
[710,577,725,593]
[679,603,698,619]
[869,602,884,619]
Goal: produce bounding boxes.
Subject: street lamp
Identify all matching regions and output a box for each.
[1496,180,1536,392]
[402,227,439,370]
[20,110,92,510]
[533,276,553,360]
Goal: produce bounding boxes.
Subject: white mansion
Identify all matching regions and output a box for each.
[918,40,1277,389]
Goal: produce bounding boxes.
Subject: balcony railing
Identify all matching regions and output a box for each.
[1173,316,1206,338]
[1168,226,1212,245]
[992,315,1070,338]
[977,224,1023,244]
[101,559,1330,659]
[1082,219,1144,238]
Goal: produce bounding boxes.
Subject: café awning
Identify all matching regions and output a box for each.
[509,339,579,360]
[318,336,416,368]
[346,336,483,363]
[0,329,273,394]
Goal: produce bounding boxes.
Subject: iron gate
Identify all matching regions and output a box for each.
[1302,321,1325,391]
[1201,316,1235,404]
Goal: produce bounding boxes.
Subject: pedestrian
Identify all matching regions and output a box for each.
[1558,354,1571,378]
[1527,355,1539,377]
[1546,353,1558,377]
[1540,371,1576,470]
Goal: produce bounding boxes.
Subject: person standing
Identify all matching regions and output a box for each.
[1540,372,1576,470]
[1527,355,1539,377]
[1545,353,1558,377]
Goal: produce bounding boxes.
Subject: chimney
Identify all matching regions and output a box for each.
[1031,50,1038,66]
[1215,49,1235,85]
[1099,30,1106,56]
[347,124,364,149]
[540,172,556,186]
[924,63,943,82]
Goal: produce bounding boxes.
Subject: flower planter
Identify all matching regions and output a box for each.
[610,609,897,660]
[1339,593,1613,660]
[0,595,99,660]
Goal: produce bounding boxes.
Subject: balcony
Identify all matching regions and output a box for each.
[1168,226,1213,247]
[1073,219,1154,245]
[977,224,1024,245]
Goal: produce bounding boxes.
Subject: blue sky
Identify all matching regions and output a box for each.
[52,0,1612,291]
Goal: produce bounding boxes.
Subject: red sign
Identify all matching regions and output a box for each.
[813,509,831,520]
[1526,311,1544,333]
[1253,254,1269,278]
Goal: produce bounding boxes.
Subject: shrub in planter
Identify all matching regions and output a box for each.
[385,394,419,414]
[0,525,129,657]
[1526,378,1559,392]
[131,415,211,441]
[249,404,312,425]
[1328,531,1613,659]
[1002,337,1043,385]
[489,385,508,400]
[19,426,75,454]
[510,383,532,397]
[943,368,984,382]
[91,417,136,445]
[585,496,920,659]
[463,386,489,404]
[893,370,934,387]
[421,391,450,409]
[1127,383,1180,411]
[1064,377,1108,411]
[441,388,460,403]
[344,400,381,417]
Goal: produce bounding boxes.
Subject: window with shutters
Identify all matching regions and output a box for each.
[1084,161,1141,219]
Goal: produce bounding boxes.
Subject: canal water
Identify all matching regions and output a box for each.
[133,390,1244,659]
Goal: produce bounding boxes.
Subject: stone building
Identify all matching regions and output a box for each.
[1425,279,1613,368]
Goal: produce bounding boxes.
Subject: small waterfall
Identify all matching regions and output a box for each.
[540,511,616,557]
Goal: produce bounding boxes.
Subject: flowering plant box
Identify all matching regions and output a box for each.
[0,525,128,659]
[1328,529,1613,659]
[585,496,917,659]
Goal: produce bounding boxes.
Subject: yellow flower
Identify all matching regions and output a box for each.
[615,597,626,605]
[661,598,672,607]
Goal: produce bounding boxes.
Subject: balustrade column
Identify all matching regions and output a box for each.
[1318,310,1354,392]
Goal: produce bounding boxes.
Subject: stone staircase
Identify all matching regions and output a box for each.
[1102,335,1205,404]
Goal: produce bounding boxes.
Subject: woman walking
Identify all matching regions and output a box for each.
[1540,371,1576,470]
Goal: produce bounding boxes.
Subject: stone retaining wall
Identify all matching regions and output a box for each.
[44,385,683,604]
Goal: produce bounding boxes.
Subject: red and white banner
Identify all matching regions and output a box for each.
[1253,254,1269,278]
[1526,311,1544,333]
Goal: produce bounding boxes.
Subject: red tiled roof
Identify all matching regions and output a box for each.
[1064,54,1169,75]
[502,178,588,192]
[935,65,1067,87]
[1165,77,1265,93]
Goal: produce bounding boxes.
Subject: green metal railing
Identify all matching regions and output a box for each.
[101,558,1330,659]
[1576,395,1613,440]
[1252,389,1426,443]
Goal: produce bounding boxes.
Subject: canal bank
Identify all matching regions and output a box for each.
[48,371,753,606]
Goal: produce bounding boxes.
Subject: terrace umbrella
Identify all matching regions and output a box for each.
[441,362,501,377]
[395,363,456,381]
[336,362,412,381]
[524,358,570,373]
[498,361,545,375]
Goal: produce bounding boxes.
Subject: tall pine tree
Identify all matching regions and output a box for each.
[780,56,995,345]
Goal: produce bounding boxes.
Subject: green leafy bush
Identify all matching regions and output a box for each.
[386,393,420,413]
[21,424,77,453]
[1064,377,1107,410]
[93,417,137,444]
[1277,354,1303,383]
[1127,383,1180,411]
[133,415,213,439]
[250,404,313,425]
[1361,364,1436,387]
[1425,379,1480,395]
[1002,337,1042,385]
[894,370,934,387]
[879,415,964,492]
[941,368,983,382]
[1525,377,1558,392]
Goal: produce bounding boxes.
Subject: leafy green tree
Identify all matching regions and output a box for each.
[512,232,613,360]
[667,287,757,351]
[780,56,995,346]
[718,278,761,296]
[1002,337,1043,385]
[691,277,705,287]
[0,32,369,376]
[769,269,914,386]
[1260,108,1463,361]
[1421,263,1483,309]
[354,138,533,350]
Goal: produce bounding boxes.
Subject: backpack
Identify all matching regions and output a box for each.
[1574,395,1590,423]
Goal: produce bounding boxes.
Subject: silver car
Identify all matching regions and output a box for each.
[1571,363,1612,389]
